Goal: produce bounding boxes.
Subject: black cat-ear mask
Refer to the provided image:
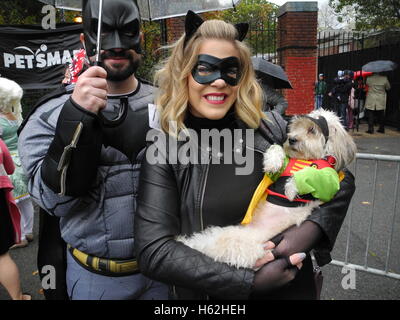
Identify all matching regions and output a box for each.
[183,10,249,49]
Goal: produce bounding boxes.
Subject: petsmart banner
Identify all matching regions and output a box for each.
[0,24,83,89]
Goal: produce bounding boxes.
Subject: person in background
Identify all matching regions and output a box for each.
[260,83,288,115]
[314,73,327,110]
[0,78,35,249]
[353,76,368,119]
[364,72,391,134]
[0,138,31,300]
[343,70,355,129]
[328,70,352,130]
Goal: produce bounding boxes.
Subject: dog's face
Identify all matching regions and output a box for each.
[284,117,327,160]
[284,109,357,170]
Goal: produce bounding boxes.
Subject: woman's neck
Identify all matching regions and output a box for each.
[185,109,237,132]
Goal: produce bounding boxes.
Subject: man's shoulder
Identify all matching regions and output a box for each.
[18,86,72,135]
[35,85,73,109]
[138,78,154,93]
[128,79,155,112]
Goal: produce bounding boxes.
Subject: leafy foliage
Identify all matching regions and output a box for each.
[329,0,400,30]
[204,0,279,55]
[205,0,278,25]
[137,20,163,82]
[0,0,81,25]
[0,0,44,25]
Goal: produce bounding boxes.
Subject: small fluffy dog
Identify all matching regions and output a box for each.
[177,109,357,269]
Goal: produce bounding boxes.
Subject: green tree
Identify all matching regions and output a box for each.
[0,0,79,25]
[206,0,278,25]
[136,20,163,82]
[329,0,400,30]
[205,0,279,55]
[0,0,43,25]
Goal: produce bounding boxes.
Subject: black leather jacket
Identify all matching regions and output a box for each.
[134,111,355,299]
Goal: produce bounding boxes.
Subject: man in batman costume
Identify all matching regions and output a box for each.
[18,0,168,300]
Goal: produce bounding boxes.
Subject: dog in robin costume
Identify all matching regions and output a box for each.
[177,109,357,269]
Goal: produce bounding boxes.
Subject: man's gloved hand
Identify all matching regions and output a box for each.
[252,252,306,297]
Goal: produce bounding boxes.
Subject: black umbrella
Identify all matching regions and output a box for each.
[251,57,293,89]
[362,60,398,73]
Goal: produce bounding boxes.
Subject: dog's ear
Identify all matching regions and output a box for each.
[325,119,357,171]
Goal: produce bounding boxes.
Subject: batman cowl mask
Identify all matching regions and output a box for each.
[83,0,142,57]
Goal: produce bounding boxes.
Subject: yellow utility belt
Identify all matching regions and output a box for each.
[67,244,140,277]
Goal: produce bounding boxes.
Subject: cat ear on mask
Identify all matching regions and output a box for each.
[183,10,204,48]
[234,23,249,41]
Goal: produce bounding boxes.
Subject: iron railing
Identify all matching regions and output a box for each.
[330,153,400,280]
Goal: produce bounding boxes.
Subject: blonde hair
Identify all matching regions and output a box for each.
[154,19,265,134]
[0,77,23,121]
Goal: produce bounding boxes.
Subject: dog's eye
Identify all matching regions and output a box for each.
[308,127,315,134]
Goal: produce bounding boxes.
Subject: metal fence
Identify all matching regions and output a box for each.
[330,153,400,280]
[248,15,280,63]
[317,29,400,128]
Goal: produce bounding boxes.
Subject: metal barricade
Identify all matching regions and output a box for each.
[330,153,400,280]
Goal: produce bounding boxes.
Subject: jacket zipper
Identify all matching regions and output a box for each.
[172,156,211,299]
[179,137,268,299]
[199,155,211,300]
[199,155,211,231]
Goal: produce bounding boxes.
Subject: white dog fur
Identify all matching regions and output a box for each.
[177,109,357,269]
[0,77,23,121]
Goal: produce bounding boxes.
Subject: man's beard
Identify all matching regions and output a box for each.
[101,50,140,82]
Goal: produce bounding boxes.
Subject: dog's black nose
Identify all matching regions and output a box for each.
[289,138,297,145]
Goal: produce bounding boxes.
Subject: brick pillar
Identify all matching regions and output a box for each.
[277,2,318,115]
[166,16,185,43]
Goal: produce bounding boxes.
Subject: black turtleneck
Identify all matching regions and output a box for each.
[184,110,264,227]
[185,109,238,133]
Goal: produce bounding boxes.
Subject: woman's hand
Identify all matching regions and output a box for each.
[252,252,306,297]
[253,241,276,269]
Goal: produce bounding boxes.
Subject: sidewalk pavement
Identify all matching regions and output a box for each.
[350,122,400,138]
[350,123,400,156]
[322,122,400,300]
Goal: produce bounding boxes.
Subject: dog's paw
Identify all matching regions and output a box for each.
[263,144,286,173]
[284,177,299,201]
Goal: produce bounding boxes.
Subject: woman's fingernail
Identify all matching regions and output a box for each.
[263,242,273,249]
[298,253,307,260]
